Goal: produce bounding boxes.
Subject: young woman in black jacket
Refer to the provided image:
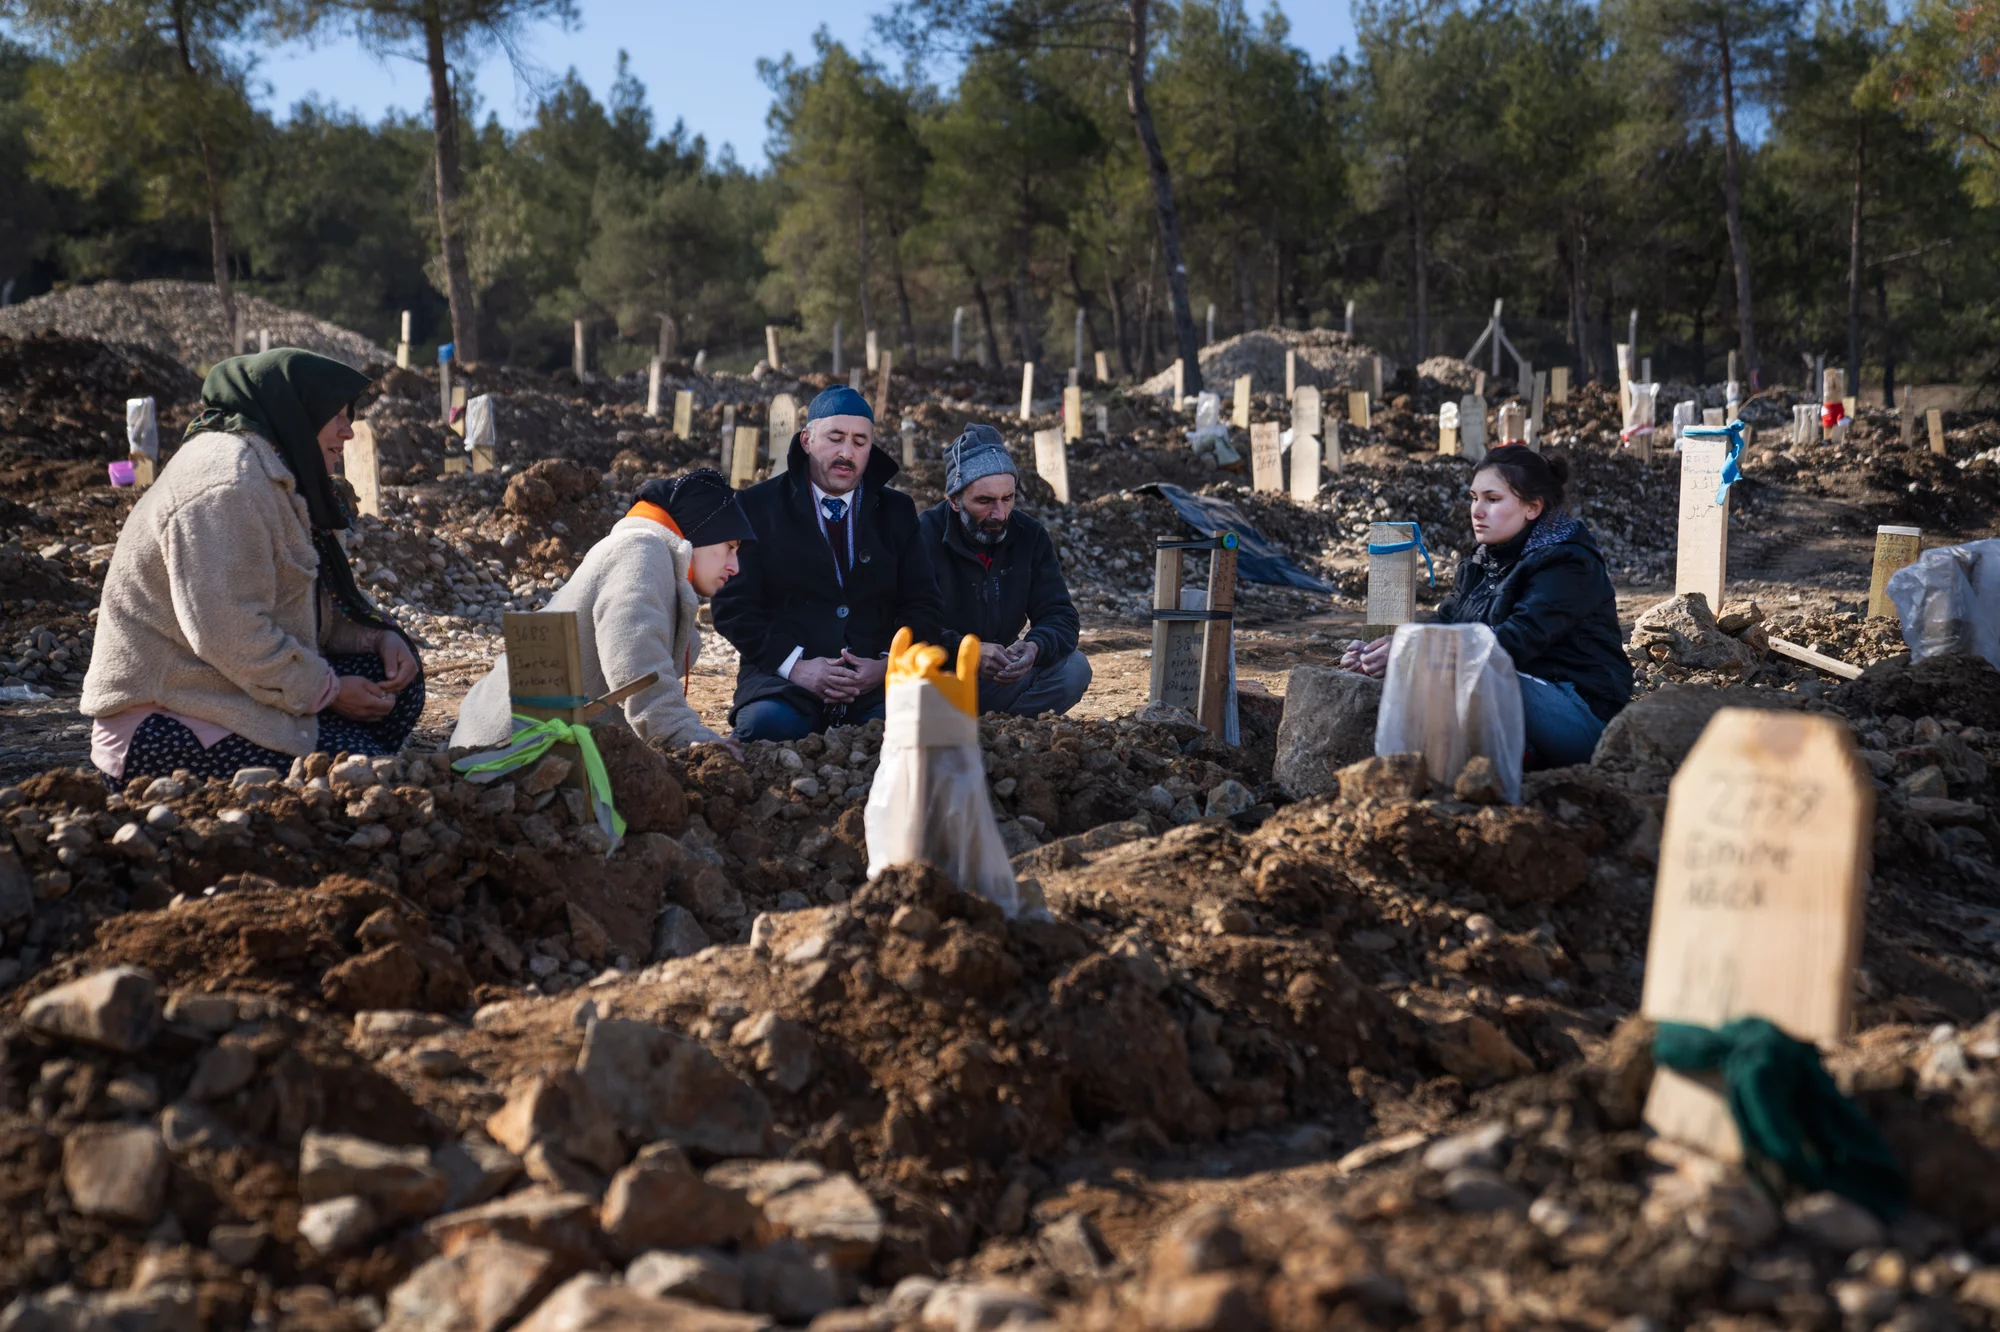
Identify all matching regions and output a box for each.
[1343,445,1633,767]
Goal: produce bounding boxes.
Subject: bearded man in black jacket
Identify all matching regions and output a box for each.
[915,425,1091,717]
[713,386,943,740]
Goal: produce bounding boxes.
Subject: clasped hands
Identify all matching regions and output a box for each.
[1341,635,1393,680]
[979,638,1040,684]
[328,633,420,721]
[790,649,890,703]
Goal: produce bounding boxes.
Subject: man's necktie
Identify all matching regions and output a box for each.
[820,496,851,581]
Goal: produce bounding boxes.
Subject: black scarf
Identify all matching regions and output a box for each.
[184,349,398,637]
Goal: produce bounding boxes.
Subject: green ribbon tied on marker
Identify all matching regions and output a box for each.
[452,714,626,854]
[1682,419,1748,506]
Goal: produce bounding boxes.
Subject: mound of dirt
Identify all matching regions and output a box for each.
[1137,328,1391,399]
[0,281,388,371]
[0,332,200,466]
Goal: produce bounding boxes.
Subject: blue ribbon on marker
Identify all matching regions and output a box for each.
[1367,522,1436,586]
[1683,420,1748,505]
[438,341,455,365]
[514,694,593,709]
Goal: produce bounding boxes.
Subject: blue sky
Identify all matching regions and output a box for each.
[247,0,1358,168]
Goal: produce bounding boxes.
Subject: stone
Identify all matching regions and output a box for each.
[523,1141,609,1198]
[1899,765,1949,798]
[1786,1191,1888,1252]
[1141,1274,1259,1332]
[1273,667,1383,798]
[382,1239,560,1332]
[729,1012,817,1094]
[0,1284,198,1332]
[1442,1167,1530,1213]
[919,1281,1048,1331]
[24,966,160,1053]
[575,1018,771,1159]
[1591,685,1803,770]
[1148,1205,1246,1283]
[1421,1121,1509,1173]
[1038,1212,1114,1281]
[299,1196,379,1255]
[1203,780,1255,819]
[109,823,158,860]
[164,992,237,1033]
[424,1190,602,1272]
[486,1071,625,1177]
[207,1222,269,1266]
[511,1274,769,1332]
[741,1241,844,1322]
[300,1129,450,1220]
[1425,1014,1534,1087]
[230,767,281,789]
[186,1039,258,1100]
[1452,756,1506,804]
[62,1124,168,1223]
[757,1171,884,1271]
[1336,753,1429,803]
[1629,593,1760,673]
[600,1144,761,1256]
[435,1138,524,1211]
[653,906,712,962]
[626,1249,746,1309]
[0,849,33,926]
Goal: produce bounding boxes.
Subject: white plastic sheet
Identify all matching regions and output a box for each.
[464,394,497,452]
[1374,623,1524,802]
[126,397,158,459]
[1886,539,2000,670]
[864,679,1023,917]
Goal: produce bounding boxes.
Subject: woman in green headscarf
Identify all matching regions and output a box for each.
[81,348,425,790]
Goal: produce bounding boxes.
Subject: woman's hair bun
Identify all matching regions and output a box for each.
[1546,454,1571,486]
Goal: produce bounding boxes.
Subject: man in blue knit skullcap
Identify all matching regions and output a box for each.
[712,385,943,740]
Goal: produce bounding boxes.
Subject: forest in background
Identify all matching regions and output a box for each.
[4,0,2000,398]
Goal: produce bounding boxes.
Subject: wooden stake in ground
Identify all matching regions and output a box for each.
[769,394,798,477]
[848,367,863,392]
[1095,403,1109,436]
[397,310,412,370]
[346,420,380,518]
[439,356,452,426]
[1347,390,1371,431]
[1033,426,1069,505]
[1901,387,1916,448]
[1233,375,1252,430]
[1285,349,1297,401]
[1250,422,1283,493]
[1020,363,1035,422]
[1675,433,1731,610]
[1172,358,1186,406]
[1149,533,1239,739]
[765,325,781,371]
[866,330,879,373]
[1928,408,1945,456]
[1291,428,1320,503]
[672,390,692,442]
[1293,386,1322,441]
[1641,707,1871,1162]
[1095,350,1109,382]
[1063,386,1083,442]
[1366,521,1419,634]
[1497,402,1527,445]
[1460,396,1488,463]
[1551,367,1569,404]
[1326,421,1343,477]
[572,320,588,383]
[1371,356,1385,401]
[731,426,760,489]
[502,611,588,791]
[1867,525,1922,621]
[874,352,893,424]
[646,359,663,418]
[1616,343,1633,417]
[720,404,735,469]
[900,421,916,470]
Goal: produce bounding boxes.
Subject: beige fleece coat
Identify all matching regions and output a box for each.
[80,431,380,756]
[450,515,719,750]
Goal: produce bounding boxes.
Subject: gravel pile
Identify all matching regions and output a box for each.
[1137,328,1393,399]
[0,281,389,371]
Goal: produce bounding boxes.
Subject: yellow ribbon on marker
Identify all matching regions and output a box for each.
[886,625,981,718]
[452,714,627,847]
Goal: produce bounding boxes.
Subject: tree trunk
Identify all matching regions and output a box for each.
[856,200,876,338]
[1105,271,1133,377]
[169,0,235,353]
[1846,128,1865,399]
[966,269,1002,368]
[422,4,479,363]
[1876,268,1895,407]
[1125,0,1202,392]
[888,223,916,359]
[1235,237,1257,334]
[1717,16,1758,387]
[1139,233,1160,378]
[1066,252,1101,363]
[1410,193,1430,365]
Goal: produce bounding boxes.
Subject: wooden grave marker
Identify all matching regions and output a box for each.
[1285,349,1297,401]
[1348,390,1372,430]
[1366,521,1418,637]
[439,358,453,424]
[1371,356,1385,401]
[1867,525,1922,621]
[1291,429,1320,503]
[1703,408,1726,429]
[1034,426,1070,505]
[1497,402,1527,444]
[1094,350,1109,382]
[900,421,917,470]
[501,611,588,792]
[719,404,736,468]
[765,324,781,371]
[1675,434,1731,610]
[450,385,468,438]
[1327,421,1343,477]
[1551,366,1570,404]
[346,421,380,517]
[1641,708,1872,1161]
[1900,388,1916,448]
[1531,371,1547,441]
[1928,408,1945,456]
[1232,375,1252,430]
[1293,386,1322,441]
[769,394,798,477]
[731,426,760,489]
[1019,362,1035,422]
[1149,533,1238,739]
[848,367,863,391]
[397,311,412,370]
[1250,422,1283,493]
[647,359,663,418]
[572,320,589,382]
[1460,396,1488,463]
[865,329,879,373]
[1063,386,1083,442]
[1172,358,1186,406]
[874,351,894,424]
[672,390,693,442]
[1095,403,1109,436]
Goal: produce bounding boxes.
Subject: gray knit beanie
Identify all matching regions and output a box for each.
[944,424,1018,496]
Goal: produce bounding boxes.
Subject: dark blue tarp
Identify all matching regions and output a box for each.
[1136,483,1334,592]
